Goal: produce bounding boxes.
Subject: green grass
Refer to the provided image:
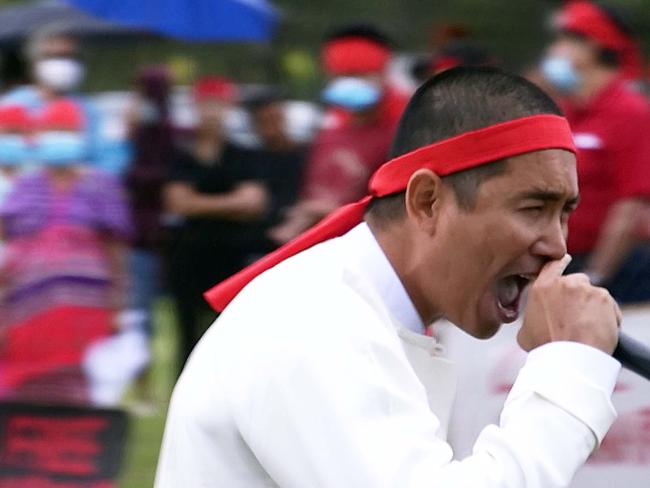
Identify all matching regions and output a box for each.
[118,299,178,488]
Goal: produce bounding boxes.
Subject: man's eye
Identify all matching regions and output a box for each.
[521,206,544,213]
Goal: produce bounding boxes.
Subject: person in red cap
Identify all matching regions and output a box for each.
[163,76,270,372]
[156,67,622,488]
[540,1,650,301]
[269,25,409,244]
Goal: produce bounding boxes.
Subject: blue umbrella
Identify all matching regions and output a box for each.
[66,0,280,42]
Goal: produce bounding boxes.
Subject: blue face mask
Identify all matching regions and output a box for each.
[541,56,582,93]
[34,131,87,166]
[321,77,382,112]
[0,134,30,166]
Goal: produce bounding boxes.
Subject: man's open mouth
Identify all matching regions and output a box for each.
[496,273,535,321]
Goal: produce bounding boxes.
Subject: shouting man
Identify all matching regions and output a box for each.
[156,67,621,488]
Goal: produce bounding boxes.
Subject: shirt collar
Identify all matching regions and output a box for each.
[342,222,424,333]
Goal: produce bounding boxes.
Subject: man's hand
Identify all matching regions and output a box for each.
[518,255,621,354]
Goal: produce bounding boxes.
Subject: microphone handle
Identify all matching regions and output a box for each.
[613,332,650,381]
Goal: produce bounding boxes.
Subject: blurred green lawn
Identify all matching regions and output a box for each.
[119,300,178,488]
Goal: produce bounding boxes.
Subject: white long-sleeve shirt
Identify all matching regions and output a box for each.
[155,223,620,488]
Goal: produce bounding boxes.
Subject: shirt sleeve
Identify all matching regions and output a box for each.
[609,104,650,199]
[234,295,620,488]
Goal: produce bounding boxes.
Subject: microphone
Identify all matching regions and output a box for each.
[613,332,650,380]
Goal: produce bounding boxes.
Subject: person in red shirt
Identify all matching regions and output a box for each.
[540,0,650,301]
[269,25,409,244]
[319,24,410,132]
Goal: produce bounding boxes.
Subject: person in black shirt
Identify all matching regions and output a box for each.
[164,77,269,371]
[243,92,307,257]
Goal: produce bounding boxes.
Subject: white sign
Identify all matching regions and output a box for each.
[439,305,650,488]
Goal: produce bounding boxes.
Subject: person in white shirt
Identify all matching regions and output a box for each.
[155,67,622,488]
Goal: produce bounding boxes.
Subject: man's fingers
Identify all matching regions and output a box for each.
[536,254,573,284]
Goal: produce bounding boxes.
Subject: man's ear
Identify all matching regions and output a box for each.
[405,169,444,235]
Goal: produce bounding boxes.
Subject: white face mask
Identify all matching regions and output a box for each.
[34,58,85,93]
[540,56,582,93]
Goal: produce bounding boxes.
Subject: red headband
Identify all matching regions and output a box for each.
[558,0,641,78]
[205,114,576,311]
[322,37,391,75]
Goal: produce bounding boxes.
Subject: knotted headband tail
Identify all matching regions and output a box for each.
[205,114,576,312]
[204,197,371,311]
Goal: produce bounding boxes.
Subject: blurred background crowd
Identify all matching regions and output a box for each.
[0,0,649,486]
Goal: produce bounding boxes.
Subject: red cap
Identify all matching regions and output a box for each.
[193,76,239,102]
[0,105,31,132]
[37,99,85,131]
[322,37,391,75]
[557,0,642,79]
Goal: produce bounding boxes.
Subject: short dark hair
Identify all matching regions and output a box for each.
[366,67,562,224]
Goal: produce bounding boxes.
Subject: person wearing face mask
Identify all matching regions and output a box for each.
[538,1,650,303]
[0,23,128,175]
[268,25,407,245]
[0,99,132,405]
[319,24,410,131]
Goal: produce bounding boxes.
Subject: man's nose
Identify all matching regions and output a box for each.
[530,220,567,261]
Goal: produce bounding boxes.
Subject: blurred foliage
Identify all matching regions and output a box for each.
[2,0,650,98]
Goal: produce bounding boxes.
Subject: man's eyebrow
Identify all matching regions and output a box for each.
[514,189,580,205]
